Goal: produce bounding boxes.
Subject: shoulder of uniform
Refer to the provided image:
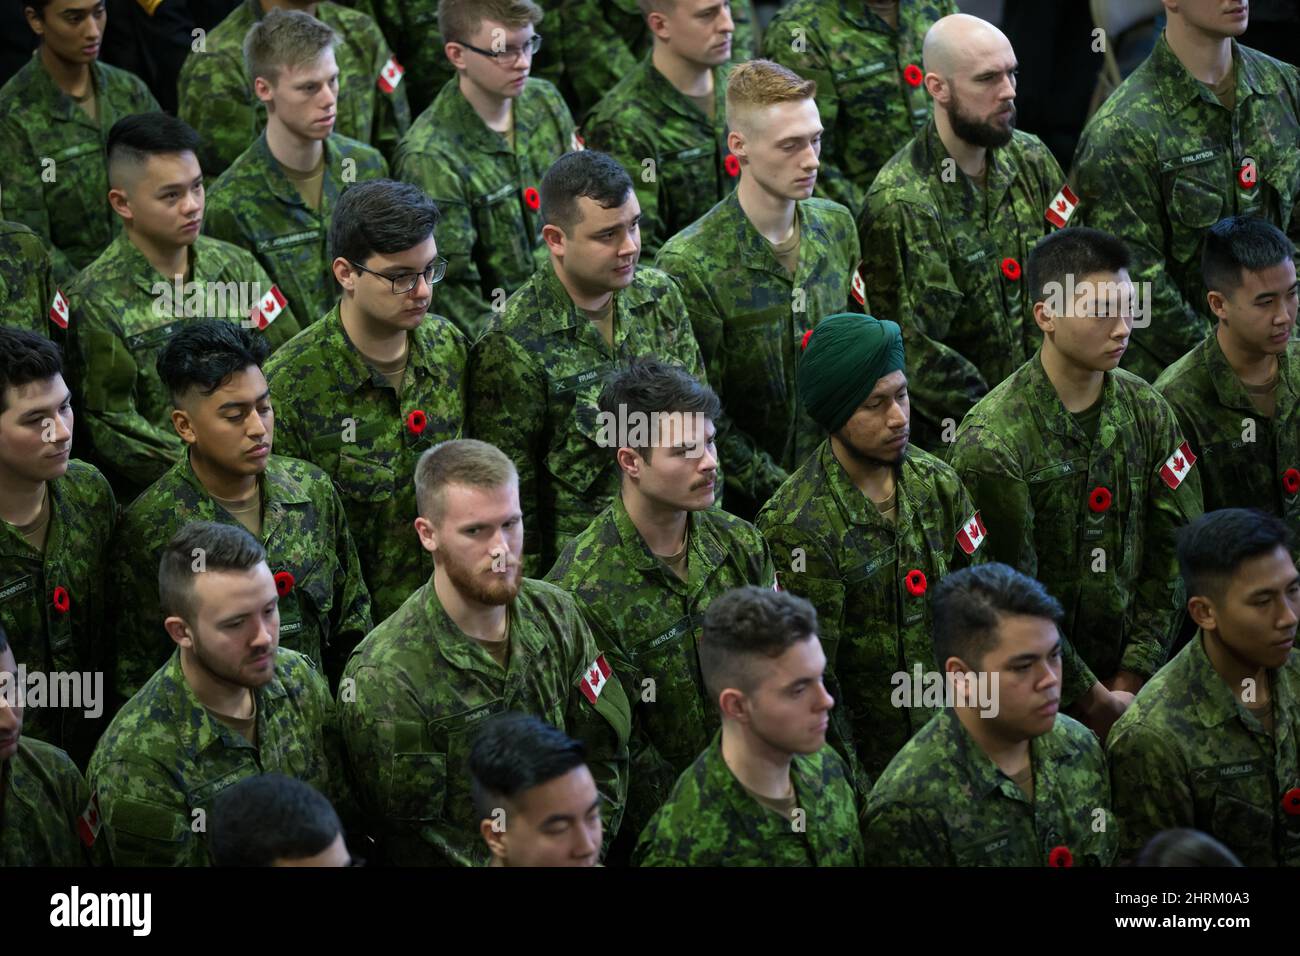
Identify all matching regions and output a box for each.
[904,445,961,486]
[61,458,114,499]
[584,67,652,124]
[318,0,382,35]
[519,576,580,613]
[269,452,332,488]
[194,233,258,267]
[270,646,320,687]
[696,506,764,546]
[0,218,41,244]
[799,195,855,223]
[331,132,385,164]
[628,266,683,302]
[1152,342,1208,394]
[1048,712,1105,758]
[416,313,469,351]
[18,736,79,778]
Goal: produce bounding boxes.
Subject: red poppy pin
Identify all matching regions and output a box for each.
[274,571,295,598]
[523,187,541,210]
[724,154,741,177]
[1238,156,1257,190]
[801,328,814,351]
[1001,257,1021,281]
[1284,468,1300,495]
[1283,788,1300,816]
[52,585,70,614]
[903,64,923,87]
[1088,486,1112,513]
[407,410,427,435]
[904,569,927,596]
[1048,845,1073,867]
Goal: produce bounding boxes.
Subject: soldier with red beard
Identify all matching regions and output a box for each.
[337,439,632,866]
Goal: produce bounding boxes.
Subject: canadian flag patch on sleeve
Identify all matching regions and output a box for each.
[1160,440,1197,489]
[249,285,287,330]
[77,792,103,848]
[578,654,612,704]
[955,510,987,555]
[1045,184,1079,228]
[377,57,404,93]
[850,266,867,306]
[49,289,69,329]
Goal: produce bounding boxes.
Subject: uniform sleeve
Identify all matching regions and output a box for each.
[557,0,642,118]
[582,116,668,258]
[323,482,375,685]
[362,20,412,169]
[0,116,77,285]
[178,48,259,180]
[90,756,197,867]
[264,361,312,462]
[107,514,170,703]
[246,255,303,349]
[1106,719,1194,863]
[303,658,358,837]
[861,800,953,866]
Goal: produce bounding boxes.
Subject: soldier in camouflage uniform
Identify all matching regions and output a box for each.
[0,220,62,347]
[633,586,862,866]
[0,330,115,768]
[581,2,741,259]
[1108,509,1300,867]
[950,229,1204,704]
[394,0,576,340]
[1156,218,1300,541]
[266,181,467,623]
[111,321,372,699]
[0,1,159,284]
[89,521,346,867]
[654,59,861,514]
[763,0,957,218]
[0,629,111,865]
[203,9,389,328]
[177,0,410,180]
[339,440,632,866]
[546,359,775,855]
[557,0,758,122]
[66,114,301,500]
[863,563,1118,867]
[1072,5,1300,384]
[469,151,707,577]
[858,14,1079,451]
[331,0,450,116]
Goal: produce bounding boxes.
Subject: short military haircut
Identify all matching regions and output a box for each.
[242,6,338,87]
[540,150,633,234]
[329,179,441,268]
[437,0,543,43]
[158,521,268,623]
[1176,508,1293,602]
[931,563,1064,670]
[699,586,819,704]
[106,112,202,188]
[414,439,518,525]
[469,712,589,821]
[597,356,721,463]
[1027,226,1131,306]
[209,774,344,867]
[0,328,64,415]
[1201,216,1295,296]
[156,320,270,407]
[726,59,817,133]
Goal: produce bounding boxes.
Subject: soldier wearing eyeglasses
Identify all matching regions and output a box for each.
[264,180,468,622]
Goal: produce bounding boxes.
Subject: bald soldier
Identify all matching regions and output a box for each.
[858,14,1078,451]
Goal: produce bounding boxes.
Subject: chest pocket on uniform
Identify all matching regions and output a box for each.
[472,182,531,277]
[660,143,719,229]
[432,703,503,825]
[1168,174,1225,266]
[335,451,397,505]
[628,615,709,765]
[105,795,191,865]
[546,370,615,498]
[384,719,446,821]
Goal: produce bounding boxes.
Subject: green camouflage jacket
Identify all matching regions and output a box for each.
[0,737,111,866]
[339,0,451,116]
[859,120,1073,450]
[110,452,373,698]
[0,219,62,349]
[633,731,863,866]
[177,0,411,179]
[763,0,957,217]
[1107,633,1300,866]
[468,265,708,576]
[0,54,159,284]
[863,707,1118,866]
[88,646,344,867]
[203,131,389,327]
[65,231,302,497]
[264,303,468,622]
[338,577,633,866]
[394,77,576,339]
[1073,34,1300,382]
[655,192,861,510]
[950,355,1204,682]
[0,460,116,768]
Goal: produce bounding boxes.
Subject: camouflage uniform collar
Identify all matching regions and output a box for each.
[609,493,729,591]
[704,730,829,844]
[941,705,1069,806]
[533,264,654,335]
[249,130,344,209]
[0,475,61,559]
[177,450,312,542]
[1184,631,1298,730]
[919,117,1016,197]
[160,647,290,758]
[418,578,548,675]
[22,50,108,126]
[1023,351,1132,448]
[102,231,226,298]
[319,303,423,396]
[1202,330,1300,415]
[4,738,45,811]
[819,439,918,531]
[835,0,893,31]
[1151,33,1272,113]
[720,190,808,281]
[639,54,730,128]
[434,79,518,157]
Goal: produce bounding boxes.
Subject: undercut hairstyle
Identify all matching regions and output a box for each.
[156,320,270,407]
[540,150,633,234]
[726,59,817,132]
[158,521,267,623]
[1135,828,1243,867]
[469,713,589,821]
[437,0,543,43]
[597,356,721,463]
[414,439,518,525]
[0,328,64,415]
[106,112,202,188]
[931,563,1064,670]
[209,774,344,867]
[329,179,441,269]
[1027,226,1131,306]
[699,586,819,704]
[1201,216,1295,296]
[1177,508,1293,602]
[242,7,338,87]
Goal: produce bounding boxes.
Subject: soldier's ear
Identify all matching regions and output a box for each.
[541,223,566,257]
[718,687,748,722]
[170,407,197,446]
[727,129,745,160]
[646,11,671,42]
[107,187,133,222]
[1206,290,1230,322]
[923,71,945,104]
[414,515,438,555]
[332,257,357,293]
[1032,300,1055,335]
[444,41,467,73]
[163,616,192,649]
[1187,595,1216,633]
[252,75,275,106]
[616,446,640,479]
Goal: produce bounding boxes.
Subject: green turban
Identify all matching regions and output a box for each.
[797,313,905,433]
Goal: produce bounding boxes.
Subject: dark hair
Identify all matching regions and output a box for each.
[156,320,270,406]
[468,712,589,821]
[158,521,267,622]
[596,356,720,462]
[328,179,441,267]
[22,0,57,21]
[209,774,344,866]
[1135,828,1243,867]
[0,328,64,415]
[1027,226,1132,305]
[1177,508,1293,601]
[931,563,1064,669]
[699,586,818,702]
[1201,216,1295,296]
[540,150,633,233]
[106,112,202,184]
